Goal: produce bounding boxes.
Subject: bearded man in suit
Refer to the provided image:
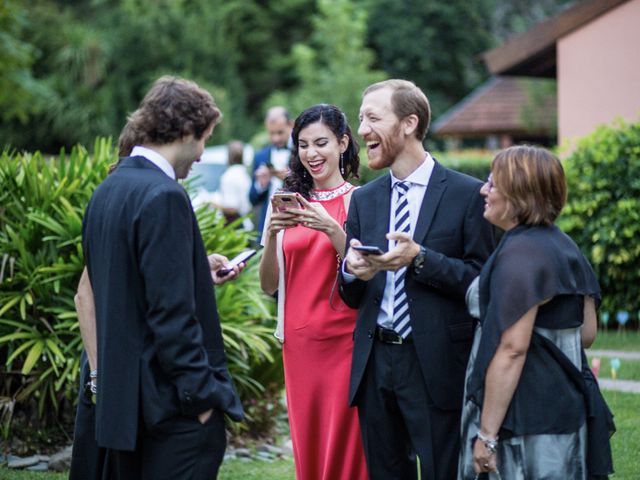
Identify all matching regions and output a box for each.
[341,79,495,480]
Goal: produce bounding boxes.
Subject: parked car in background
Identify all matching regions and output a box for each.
[189,144,253,192]
[189,144,254,230]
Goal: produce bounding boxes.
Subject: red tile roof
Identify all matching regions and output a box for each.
[432,76,556,137]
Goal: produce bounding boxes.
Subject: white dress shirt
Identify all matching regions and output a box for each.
[219,164,254,230]
[343,154,435,329]
[130,145,175,180]
[253,146,291,195]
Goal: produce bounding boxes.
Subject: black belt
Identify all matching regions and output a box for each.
[375,326,412,344]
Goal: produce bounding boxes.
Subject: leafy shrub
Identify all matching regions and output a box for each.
[435,149,493,181]
[558,120,640,328]
[0,141,110,425]
[355,148,493,186]
[0,139,279,436]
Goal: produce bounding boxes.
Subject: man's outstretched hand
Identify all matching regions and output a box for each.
[208,254,244,285]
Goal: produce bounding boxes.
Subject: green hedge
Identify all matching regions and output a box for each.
[0,139,279,434]
[559,120,640,329]
[356,149,493,185]
[435,150,493,181]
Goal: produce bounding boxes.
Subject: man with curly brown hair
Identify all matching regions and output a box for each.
[80,76,243,479]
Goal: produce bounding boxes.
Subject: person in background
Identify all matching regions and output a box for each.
[259,104,368,480]
[458,145,614,479]
[340,79,495,480]
[217,140,252,227]
[198,140,253,230]
[249,106,293,237]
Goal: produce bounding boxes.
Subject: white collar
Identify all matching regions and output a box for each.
[390,153,434,188]
[130,145,176,180]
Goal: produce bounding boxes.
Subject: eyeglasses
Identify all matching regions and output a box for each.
[485,174,496,192]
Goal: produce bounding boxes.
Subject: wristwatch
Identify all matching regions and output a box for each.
[412,245,427,274]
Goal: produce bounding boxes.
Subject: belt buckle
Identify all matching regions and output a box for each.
[379,328,403,344]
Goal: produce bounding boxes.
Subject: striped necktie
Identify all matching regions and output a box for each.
[392,181,411,338]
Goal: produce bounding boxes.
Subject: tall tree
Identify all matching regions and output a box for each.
[489,0,577,41]
[361,0,494,119]
[0,1,49,125]
[0,0,318,151]
[267,0,385,133]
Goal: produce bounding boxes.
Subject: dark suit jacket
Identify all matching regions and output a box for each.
[248,146,273,236]
[340,161,494,411]
[83,156,243,451]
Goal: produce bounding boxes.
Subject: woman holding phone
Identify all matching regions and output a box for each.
[260,104,367,480]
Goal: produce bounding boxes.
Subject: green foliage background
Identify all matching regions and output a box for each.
[558,120,640,326]
[0,140,278,433]
[267,0,385,133]
[0,0,576,152]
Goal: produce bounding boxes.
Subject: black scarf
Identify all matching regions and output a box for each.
[467,224,601,436]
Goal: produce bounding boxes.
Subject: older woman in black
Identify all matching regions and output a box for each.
[458,146,614,479]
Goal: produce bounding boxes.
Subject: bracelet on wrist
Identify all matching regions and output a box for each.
[477,431,499,455]
[90,369,98,379]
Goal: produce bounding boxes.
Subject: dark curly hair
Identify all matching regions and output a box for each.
[107,120,141,173]
[125,76,221,146]
[283,104,360,199]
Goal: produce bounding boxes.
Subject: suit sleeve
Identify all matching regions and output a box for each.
[339,189,367,308]
[249,151,270,206]
[137,187,218,417]
[411,183,494,300]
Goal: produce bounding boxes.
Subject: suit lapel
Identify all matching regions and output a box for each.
[373,175,392,251]
[413,161,447,243]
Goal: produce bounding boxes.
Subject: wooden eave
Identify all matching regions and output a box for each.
[482,0,631,77]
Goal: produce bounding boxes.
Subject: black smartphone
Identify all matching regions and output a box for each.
[352,245,385,256]
[216,249,257,277]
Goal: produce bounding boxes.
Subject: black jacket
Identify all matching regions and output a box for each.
[340,161,495,410]
[83,156,243,451]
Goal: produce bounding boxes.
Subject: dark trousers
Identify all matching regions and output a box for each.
[108,412,227,480]
[357,340,461,480]
[70,357,110,480]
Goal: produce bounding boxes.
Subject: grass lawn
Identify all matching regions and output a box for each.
[219,458,294,479]
[0,457,295,480]
[604,390,640,479]
[587,356,640,381]
[0,470,65,480]
[0,392,636,480]
[592,329,640,351]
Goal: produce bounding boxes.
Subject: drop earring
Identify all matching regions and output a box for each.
[340,152,345,176]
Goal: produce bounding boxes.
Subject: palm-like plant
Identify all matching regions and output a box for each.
[0,139,278,436]
[0,141,109,423]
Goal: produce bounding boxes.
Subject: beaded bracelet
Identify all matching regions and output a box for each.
[477,431,499,455]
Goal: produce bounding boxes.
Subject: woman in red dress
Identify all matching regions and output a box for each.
[260,104,368,479]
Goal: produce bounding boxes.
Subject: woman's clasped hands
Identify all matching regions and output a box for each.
[267,194,340,236]
[472,435,498,475]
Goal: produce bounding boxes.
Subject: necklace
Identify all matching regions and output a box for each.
[310,182,354,201]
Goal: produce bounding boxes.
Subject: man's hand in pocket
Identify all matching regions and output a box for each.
[198,408,213,425]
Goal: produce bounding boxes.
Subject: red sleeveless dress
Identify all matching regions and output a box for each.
[282,183,367,480]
